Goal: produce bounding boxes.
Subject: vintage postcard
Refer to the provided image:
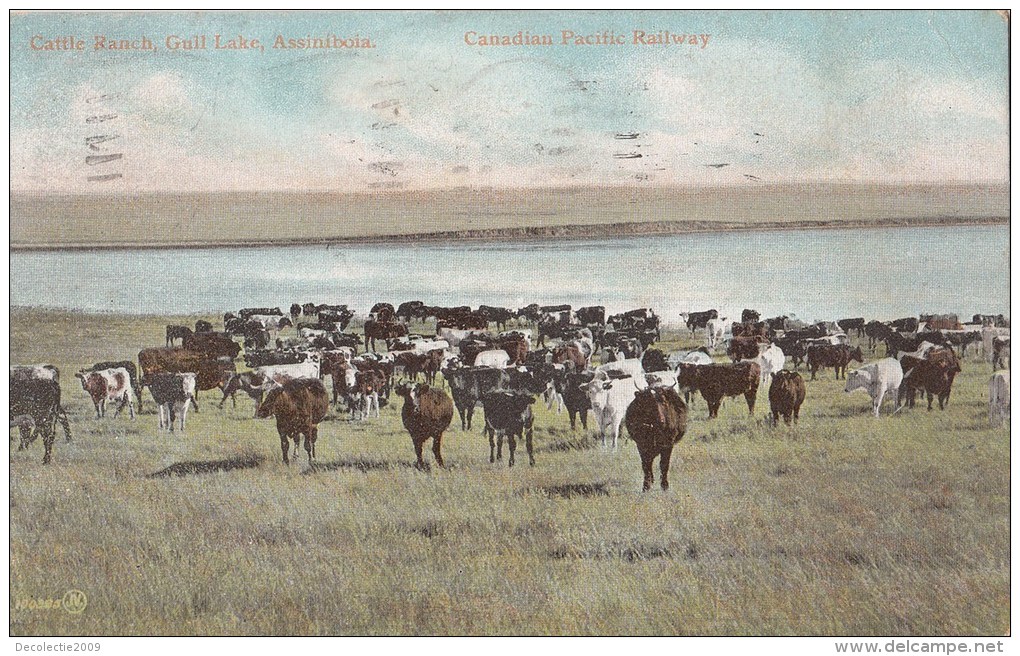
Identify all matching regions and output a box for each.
[8,10,1010,642]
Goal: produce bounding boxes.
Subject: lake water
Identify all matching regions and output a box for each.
[10,225,1009,324]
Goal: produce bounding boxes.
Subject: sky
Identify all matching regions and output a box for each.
[9,10,1010,193]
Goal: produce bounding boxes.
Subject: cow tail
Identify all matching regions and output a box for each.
[57,404,72,443]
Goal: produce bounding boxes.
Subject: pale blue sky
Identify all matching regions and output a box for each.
[10,10,1009,192]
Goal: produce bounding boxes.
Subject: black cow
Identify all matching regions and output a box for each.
[239,307,283,320]
[10,378,70,464]
[478,305,514,330]
[165,325,193,347]
[889,317,919,333]
[194,320,214,334]
[837,317,866,338]
[741,309,761,324]
[575,306,606,327]
[396,301,427,323]
[641,348,670,373]
[547,368,594,431]
[481,392,536,467]
[684,309,718,334]
[864,321,894,350]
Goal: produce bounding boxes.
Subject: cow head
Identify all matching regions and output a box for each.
[844,369,871,394]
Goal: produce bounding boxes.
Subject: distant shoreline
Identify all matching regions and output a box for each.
[8,214,1009,253]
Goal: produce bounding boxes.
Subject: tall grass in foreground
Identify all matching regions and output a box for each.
[9,309,1009,635]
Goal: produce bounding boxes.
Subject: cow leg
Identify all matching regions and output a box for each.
[305,428,316,463]
[659,445,675,491]
[507,432,517,468]
[639,447,655,492]
[927,392,934,411]
[57,408,72,443]
[568,409,576,430]
[745,389,757,414]
[280,433,290,465]
[707,398,721,419]
[488,427,496,463]
[42,430,54,465]
[496,432,504,462]
[432,433,445,468]
[525,423,535,467]
[466,406,475,431]
[873,388,886,417]
[292,436,301,459]
[579,409,588,431]
[414,438,426,469]
[191,396,200,413]
[458,405,468,431]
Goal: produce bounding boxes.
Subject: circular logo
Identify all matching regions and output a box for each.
[62,589,87,614]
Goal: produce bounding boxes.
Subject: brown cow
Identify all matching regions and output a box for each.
[364,319,409,351]
[624,387,688,491]
[421,348,446,386]
[727,336,762,362]
[900,348,962,411]
[75,368,136,419]
[353,370,387,420]
[676,361,760,419]
[498,334,529,366]
[551,343,586,371]
[182,331,241,359]
[768,370,806,426]
[256,378,329,465]
[138,348,236,411]
[393,351,427,381]
[806,344,863,380]
[395,382,455,469]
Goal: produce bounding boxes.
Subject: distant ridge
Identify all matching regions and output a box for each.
[10,183,1009,250]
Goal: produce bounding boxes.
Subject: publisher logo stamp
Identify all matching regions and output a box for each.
[13,589,87,614]
[62,589,88,614]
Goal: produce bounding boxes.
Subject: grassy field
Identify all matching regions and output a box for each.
[10,183,1009,248]
[9,308,1009,635]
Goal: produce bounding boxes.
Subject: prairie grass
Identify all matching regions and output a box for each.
[9,308,1009,635]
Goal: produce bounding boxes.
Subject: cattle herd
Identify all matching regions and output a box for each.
[9,302,1012,491]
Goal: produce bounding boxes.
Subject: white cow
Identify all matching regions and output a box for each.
[749,344,786,385]
[411,339,450,354]
[989,371,1010,426]
[844,358,903,417]
[982,327,1010,363]
[10,364,60,383]
[254,361,321,390]
[803,333,849,347]
[250,314,292,333]
[705,318,730,351]
[667,349,712,369]
[582,371,648,449]
[474,350,511,369]
[645,370,678,389]
[596,358,644,379]
[439,328,482,348]
[896,341,939,362]
[149,372,197,432]
[75,367,136,419]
